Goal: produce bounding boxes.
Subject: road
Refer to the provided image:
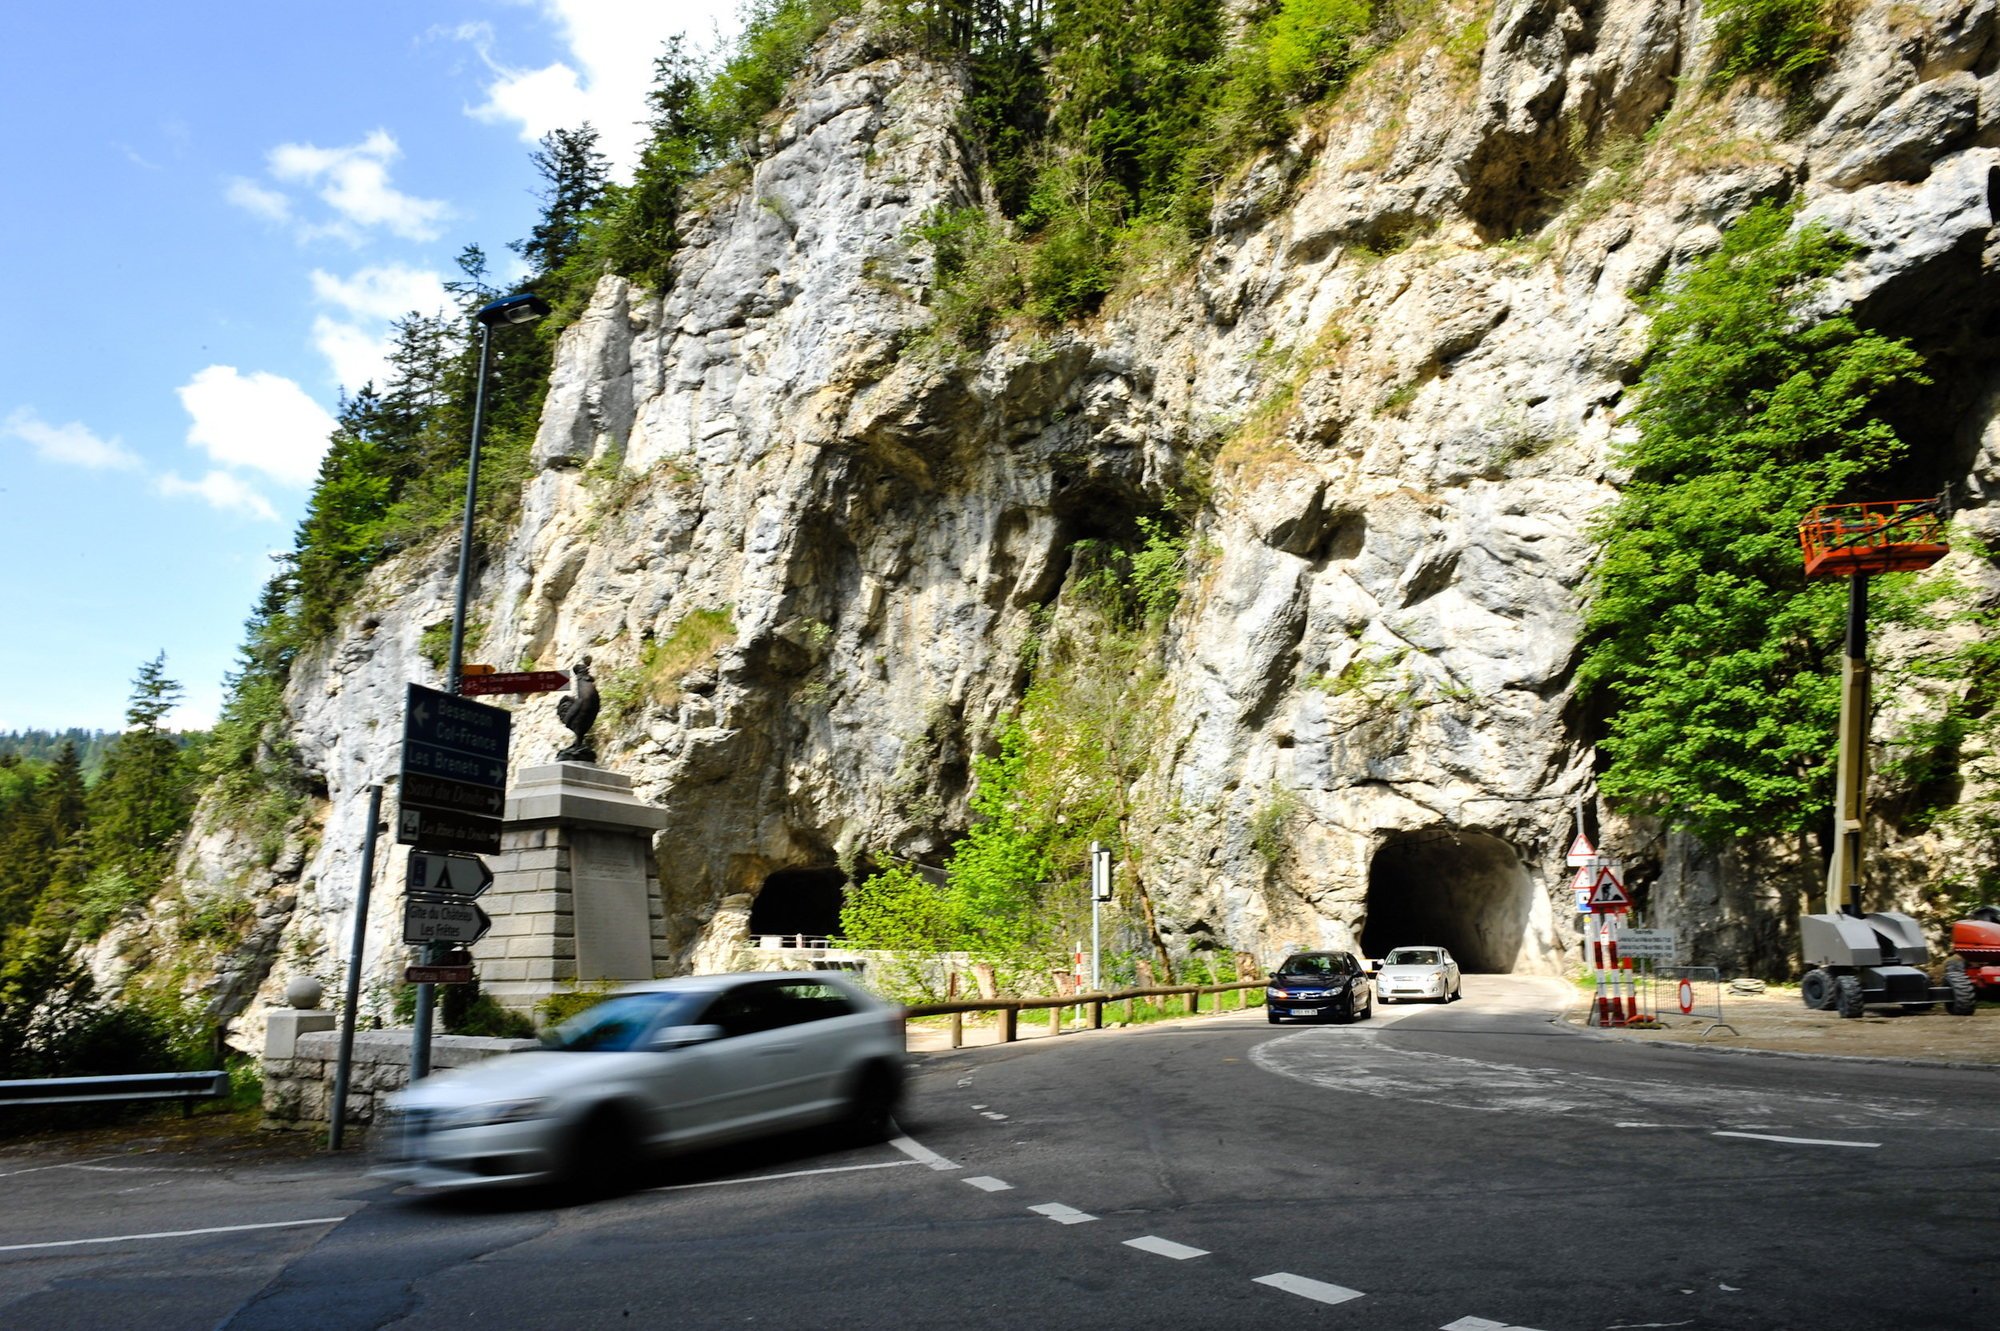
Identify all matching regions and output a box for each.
[1,976,1992,1329]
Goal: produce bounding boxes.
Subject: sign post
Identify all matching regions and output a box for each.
[1088,842,1112,990]
[398,683,510,1080]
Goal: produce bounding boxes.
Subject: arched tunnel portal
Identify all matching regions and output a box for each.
[1359,830,1536,972]
[747,866,848,941]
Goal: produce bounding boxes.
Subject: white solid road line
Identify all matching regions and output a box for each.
[0,1216,347,1254]
[963,1176,1013,1191]
[0,1154,118,1179]
[1254,1273,1364,1305]
[653,1160,919,1192]
[1125,1235,1209,1260]
[1712,1130,1881,1148]
[1028,1202,1096,1224]
[888,1134,960,1171]
[1440,1317,1546,1331]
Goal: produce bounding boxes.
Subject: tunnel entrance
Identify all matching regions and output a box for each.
[748,867,848,942]
[1360,830,1535,972]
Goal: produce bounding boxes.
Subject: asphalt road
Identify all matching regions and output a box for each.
[2,976,1993,1330]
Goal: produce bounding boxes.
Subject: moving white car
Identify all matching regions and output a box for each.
[375,971,905,1193]
[1374,946,1462,1003]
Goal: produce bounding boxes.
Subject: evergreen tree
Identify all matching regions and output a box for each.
[515,124,610,283]
[602,35,715,291]
[87,656,194,886]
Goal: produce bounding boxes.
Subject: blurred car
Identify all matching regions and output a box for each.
[1374,946,1461,1003]
[374,971,905,1193]
[1264,950,1374,1024]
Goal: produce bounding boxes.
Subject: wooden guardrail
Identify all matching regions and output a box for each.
[905,978,1266,1049]
[0,1070,230,1117]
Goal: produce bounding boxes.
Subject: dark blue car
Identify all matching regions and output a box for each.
[1265,950,1374,1024]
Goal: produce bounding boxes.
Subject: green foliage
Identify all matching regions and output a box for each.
[441,977,537,1038]
[602,608,739,723]
[1706,0,1840,88]
[1265,0,1374,100]
[537,983,620,1028]
[1578,202,1929,842]
[1250,785,1303,867]
[708,0,864,147]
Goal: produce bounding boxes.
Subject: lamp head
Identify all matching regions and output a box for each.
[475,293,552,327]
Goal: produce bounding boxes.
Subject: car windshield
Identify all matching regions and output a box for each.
[1278,954,1339,976]
[544,991,703,1052]
[1386,949,1442,966]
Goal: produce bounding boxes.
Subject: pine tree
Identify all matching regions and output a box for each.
[87,656,193,886]
[515,124,610,283]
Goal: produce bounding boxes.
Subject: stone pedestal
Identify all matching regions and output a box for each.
[475,762,669,1016]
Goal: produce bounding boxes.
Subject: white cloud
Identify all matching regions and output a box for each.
[157,470,282,523]
[310,264,452,321]
[266,130,450,241]
[175,366,338,487]
[226,176,293,223]
[466,0,743,177]
[307,264,454,393]
[4,408,144,470]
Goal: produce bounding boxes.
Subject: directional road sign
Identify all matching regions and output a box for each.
[456,669,570,697]
[402,897,493,945]
[397,807,502,856]
[400,683,510,853]
[404,963,475,985]
[407,850,494,899]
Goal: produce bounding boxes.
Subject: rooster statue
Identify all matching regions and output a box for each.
[554,656,599,763]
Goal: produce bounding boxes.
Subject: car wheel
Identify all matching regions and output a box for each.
[564,1104,640,1200]
[1946,960,1978,1016]
[844,1063,902,1144]
[1266,1010,1281,1024]
[1834,973,1866,1019]
[1379,994,1394,1005]
[1356,992,1372,1022]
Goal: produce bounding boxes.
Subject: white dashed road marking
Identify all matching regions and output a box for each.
[0,1216,346,1254]
[888,1135,959,1171]
[1028,1203,1096,1224]
[980,1111,1009,1120]
[963,1176,1012,1192]
[1712,1130,1879,1148]
[1254,1272,1364,1305]
[1441,1318,1546,1331]
[1124,1236,1208,1260]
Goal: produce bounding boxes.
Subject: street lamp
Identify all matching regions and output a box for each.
[445,292,551,694]
[414,290,549,1082]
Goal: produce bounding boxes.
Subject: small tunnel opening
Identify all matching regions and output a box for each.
[747,867,848,941]
[1360,830,1534,972]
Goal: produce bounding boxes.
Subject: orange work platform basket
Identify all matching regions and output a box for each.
[1799,499,1950,578]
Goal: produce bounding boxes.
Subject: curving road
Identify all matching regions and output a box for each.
[2,976,1993,1329]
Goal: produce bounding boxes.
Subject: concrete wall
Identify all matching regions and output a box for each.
[261,1028,536,1132]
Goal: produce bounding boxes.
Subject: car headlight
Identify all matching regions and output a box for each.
[435,1098,553,1131]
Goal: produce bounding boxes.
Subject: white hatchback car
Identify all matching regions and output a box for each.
[1374,946,1462,1003]
[375,971,905,1193]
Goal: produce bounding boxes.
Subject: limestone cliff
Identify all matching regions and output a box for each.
[100,0,2000,1036]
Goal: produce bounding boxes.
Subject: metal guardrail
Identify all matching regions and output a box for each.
[906,978,1267,1048]
[0,1070,230,1116]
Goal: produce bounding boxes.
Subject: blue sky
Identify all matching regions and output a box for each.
[0,1,738,733]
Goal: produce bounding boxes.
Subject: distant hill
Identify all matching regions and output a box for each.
[0,729,117,781]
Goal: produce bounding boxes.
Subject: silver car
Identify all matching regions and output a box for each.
[375,971,905,1193]
[1374,946,1462,1003]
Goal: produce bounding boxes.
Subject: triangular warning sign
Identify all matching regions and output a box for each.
[1571,864,1596,889]
[1566,834,1597,866]
[1590,866,1630,909]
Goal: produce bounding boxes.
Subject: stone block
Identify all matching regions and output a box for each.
[481,959,530,982]
[264,1008,338,1060]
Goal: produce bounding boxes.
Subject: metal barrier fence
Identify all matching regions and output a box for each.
[906,979,1267,1049]
[1649,966,1739,1039]
[0,1070,230,1116]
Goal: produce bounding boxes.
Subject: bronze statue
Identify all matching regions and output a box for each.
[555,656,600,763]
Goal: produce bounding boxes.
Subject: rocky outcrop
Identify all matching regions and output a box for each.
[106,1,2000,1038]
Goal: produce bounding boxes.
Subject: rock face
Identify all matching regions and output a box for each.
[115,2,2000,1033]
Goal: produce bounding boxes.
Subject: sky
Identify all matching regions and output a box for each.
[0,0,741,734]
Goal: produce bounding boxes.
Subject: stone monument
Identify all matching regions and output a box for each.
[472,664,669,1015]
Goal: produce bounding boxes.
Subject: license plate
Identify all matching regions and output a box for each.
[1287,1006,1320,1014]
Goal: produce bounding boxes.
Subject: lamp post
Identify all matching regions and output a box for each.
[412,290,549,1082]
[445,292,551,693]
